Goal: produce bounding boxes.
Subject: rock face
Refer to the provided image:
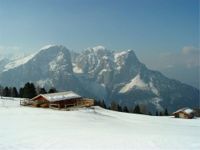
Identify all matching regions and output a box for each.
[0,45,84,94]
[0,45,199,113]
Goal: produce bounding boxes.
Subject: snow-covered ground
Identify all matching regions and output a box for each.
[0,98,200,150]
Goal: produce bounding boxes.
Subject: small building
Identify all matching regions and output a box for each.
[31,91,94,109]
[172,107,195,119]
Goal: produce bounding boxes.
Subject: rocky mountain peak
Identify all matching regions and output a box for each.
[0,45,199,113]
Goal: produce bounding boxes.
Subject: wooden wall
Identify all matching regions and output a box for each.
[32,96,94,109]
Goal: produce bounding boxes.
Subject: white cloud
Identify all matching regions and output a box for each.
[143,46,199,89]
[182,46,199,55]
[181,46,199,68]
[157,46,200,69]
[166,65,174,68]
[0,46,21,56]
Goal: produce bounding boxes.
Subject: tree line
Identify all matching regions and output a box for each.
[0,82,57,99]
[94,100,169,116]
[0,82,169,116]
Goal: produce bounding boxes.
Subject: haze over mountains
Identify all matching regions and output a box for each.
[0,45,199,113]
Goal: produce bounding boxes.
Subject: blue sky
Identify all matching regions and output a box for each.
[0,0,198,51]
[0,0,199,88]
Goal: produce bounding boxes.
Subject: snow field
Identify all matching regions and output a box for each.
[0,98,200,150]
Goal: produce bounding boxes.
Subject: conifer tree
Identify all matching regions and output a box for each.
[19,88,24,98]
[123,106,129,113]
[23,82,30,98]
[164,108,169,116]
[148,112,152,116]
[139,104,147,114]
[117,104,122,112]
[111,101,118,111]
[100,100,106,109]
[3,87,10,97]
[23,82,37,98]
[11,87,19,97]
[133,104,141,114]
[155,111,158,116]
[94,99,99,106]
[39,88,47,94]
[30,83,37,98]
[48,87,57,93]
[0,85,3,96]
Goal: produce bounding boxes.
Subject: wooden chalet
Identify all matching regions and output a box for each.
[172,107,195,119]
[31,91,94,109]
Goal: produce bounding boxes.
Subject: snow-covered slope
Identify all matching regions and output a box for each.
[0,45,199,113]
[0,45,62,75]
[0,98,200,150]
[3,53,37,72]
[119,74,148,93]
[0,45,77,89]
[0,57,9,72]
[0,97,21,107]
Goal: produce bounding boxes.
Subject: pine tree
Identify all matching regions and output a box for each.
[117,104,122,112]
[23,82,30,98]
[164,108,169,116]
[11,87,19,97]
[23,82,37,99]
[0,85,3,96]
[94,99,99,106]
[3,87,10,97]
[133,104,141,114]
[111,101,118,111]
[48,87,57,93]
[39,88,47,94]
[159,112,163,116]
[19,88,24,98]
[123,106,129,113]
[100,100,106,109]
[139,104,147,114]
[155,111,158,116]
[30,83,37,98]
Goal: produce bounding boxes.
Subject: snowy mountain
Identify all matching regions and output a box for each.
[0,57,9,72]
[73,46,199,112]
[0,45,199,113]
[0,45,81,91]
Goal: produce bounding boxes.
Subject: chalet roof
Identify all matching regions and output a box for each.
[32,91,82,102]
[173,107,194,115]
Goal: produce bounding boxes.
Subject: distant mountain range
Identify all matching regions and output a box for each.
[0,45,199,113]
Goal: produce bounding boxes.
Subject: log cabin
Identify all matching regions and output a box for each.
[172,107,195,119]
[31,91,94,109]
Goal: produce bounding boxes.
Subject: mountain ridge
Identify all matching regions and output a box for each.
[0,45,199,113]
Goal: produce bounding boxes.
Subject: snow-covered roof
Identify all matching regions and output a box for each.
[32,91,82,102]
[173,107,194,115]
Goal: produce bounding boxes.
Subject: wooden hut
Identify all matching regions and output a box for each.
[31,91,94,109]
[172,107,195,119]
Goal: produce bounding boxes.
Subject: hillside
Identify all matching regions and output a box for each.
[0,98,200,150]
